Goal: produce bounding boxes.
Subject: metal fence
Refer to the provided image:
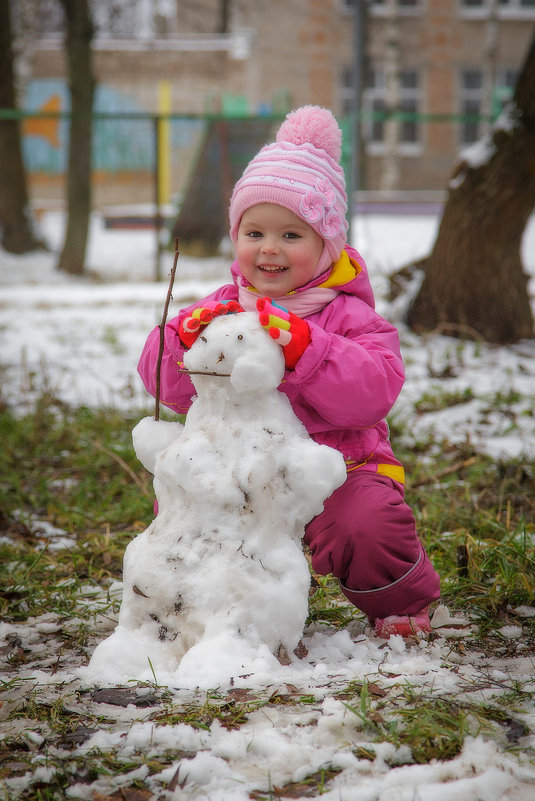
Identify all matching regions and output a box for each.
[1,107,499,277]
[1,107,499,209]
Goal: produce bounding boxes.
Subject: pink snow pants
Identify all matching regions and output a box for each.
[304,470,440,621]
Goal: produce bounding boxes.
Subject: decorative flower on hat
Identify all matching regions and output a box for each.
[300,179,344,240]
[320,208,346,239]
[314,178,336,207]
[300,191,325,224]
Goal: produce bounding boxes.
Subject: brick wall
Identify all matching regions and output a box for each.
[24,0,534,196]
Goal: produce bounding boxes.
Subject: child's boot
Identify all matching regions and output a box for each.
[373,608,432,639]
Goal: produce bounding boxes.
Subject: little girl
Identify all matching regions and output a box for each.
[138,105,440,638]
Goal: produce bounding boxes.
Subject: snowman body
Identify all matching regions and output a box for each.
[89,312,346,683]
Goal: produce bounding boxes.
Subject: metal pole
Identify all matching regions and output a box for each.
[153,115,162,281]
[349,0,364,246]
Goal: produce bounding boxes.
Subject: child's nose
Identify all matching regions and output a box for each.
[261,237,279,254]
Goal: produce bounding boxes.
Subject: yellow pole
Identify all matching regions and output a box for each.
[157,81,171,206]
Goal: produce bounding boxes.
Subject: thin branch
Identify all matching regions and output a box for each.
[155,238,179,421]
[412,456,477,488]
[89,438,151,497]
[178,368,231,377]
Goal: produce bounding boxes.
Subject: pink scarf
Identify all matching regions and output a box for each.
[232,250,362,318]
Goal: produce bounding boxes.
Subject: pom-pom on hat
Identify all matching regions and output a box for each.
[229,105,348,275]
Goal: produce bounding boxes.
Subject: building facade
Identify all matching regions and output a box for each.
[345,0,535,191]
[18,0,535,201]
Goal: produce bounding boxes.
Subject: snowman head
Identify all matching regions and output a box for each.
[183,311,285,394]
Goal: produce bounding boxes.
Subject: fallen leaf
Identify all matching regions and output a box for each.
[505,716,530,743]
[293,640,308,659]
[58,724,97,748]
[132,584,150,598]
[277,644,291,666]
[226,687,257,701]
[93,787,152,801]
[90,688,161,708]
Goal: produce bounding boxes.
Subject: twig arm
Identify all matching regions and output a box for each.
[155,238,179,421]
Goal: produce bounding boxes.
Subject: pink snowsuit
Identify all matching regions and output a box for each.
[137,245,440,620]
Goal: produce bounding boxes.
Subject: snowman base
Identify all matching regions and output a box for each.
[89,312,346,687]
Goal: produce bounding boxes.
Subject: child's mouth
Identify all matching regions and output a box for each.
[258,265,288,273]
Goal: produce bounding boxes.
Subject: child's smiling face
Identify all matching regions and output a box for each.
[236,203,324,297]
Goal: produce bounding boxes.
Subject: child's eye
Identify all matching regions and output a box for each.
[247,230,263,238]
[284,232,301,239]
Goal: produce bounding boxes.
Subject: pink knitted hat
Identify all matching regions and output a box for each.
[229,106,348,275]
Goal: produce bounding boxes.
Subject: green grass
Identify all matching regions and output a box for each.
[0,397,154,533]
[2,394,533,630]
[1,391,534,635]
[0,393,534,798]
[0,397,155,624]
[342,679,532,765]
[407,454,535,639]
[413,386,475,415]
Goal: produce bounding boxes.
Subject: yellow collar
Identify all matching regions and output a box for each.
[318,250,361,289]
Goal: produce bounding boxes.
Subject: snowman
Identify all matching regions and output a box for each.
[89,311,346,686]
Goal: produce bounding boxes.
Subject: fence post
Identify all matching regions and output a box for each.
[348,0,365,244]
[153,115,162,281]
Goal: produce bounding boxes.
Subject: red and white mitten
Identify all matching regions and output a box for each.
[257,297,311,369]
[179,299,243,348]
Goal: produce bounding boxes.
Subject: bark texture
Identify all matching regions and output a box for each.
[57,0,95,275]
[173,119,274,254]
[407,36,535,344]
[0,1,44,253]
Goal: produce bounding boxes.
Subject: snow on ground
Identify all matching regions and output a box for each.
[2,596,535,799]
[1,209,535,799]
[1,209,534,459]
[89,311,347,689]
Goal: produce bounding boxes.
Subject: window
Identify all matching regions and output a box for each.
[498,0,535,9]
[459,67,519,144]
[398,71,420,143]
[370,0,421,12]
[363,68,422,150]
[460,70,483,144]
[341,0,423,12]
[340,66,354,117]
[363,70,386,143]
[460,0,535,16]
[492,67,518,115]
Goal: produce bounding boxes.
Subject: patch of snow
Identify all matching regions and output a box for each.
[1,208,535,800]
[88,312,346,687]
[513,606,535,618]
[500,626,523,639]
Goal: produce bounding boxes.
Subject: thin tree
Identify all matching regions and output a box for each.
[406,34,535,344]
[57,0,95,275]
[0,0,44,253]
[218,0,230,33]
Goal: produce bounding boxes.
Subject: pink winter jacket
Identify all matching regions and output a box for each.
[137,246,406,482]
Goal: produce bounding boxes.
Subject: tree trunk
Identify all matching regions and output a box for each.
[172,118,274,254]
[219,0,230,34]
[0,0,44,254]
[57,0,95,275]
[406,35,535,344]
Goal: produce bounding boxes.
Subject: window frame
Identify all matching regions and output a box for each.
[459,68,484,146]
[369,0,423,15]
[459,0,535,20]
[458,65,520,145]
[362,66,423,155]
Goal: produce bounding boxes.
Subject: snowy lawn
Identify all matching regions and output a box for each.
[0,210,535,800]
